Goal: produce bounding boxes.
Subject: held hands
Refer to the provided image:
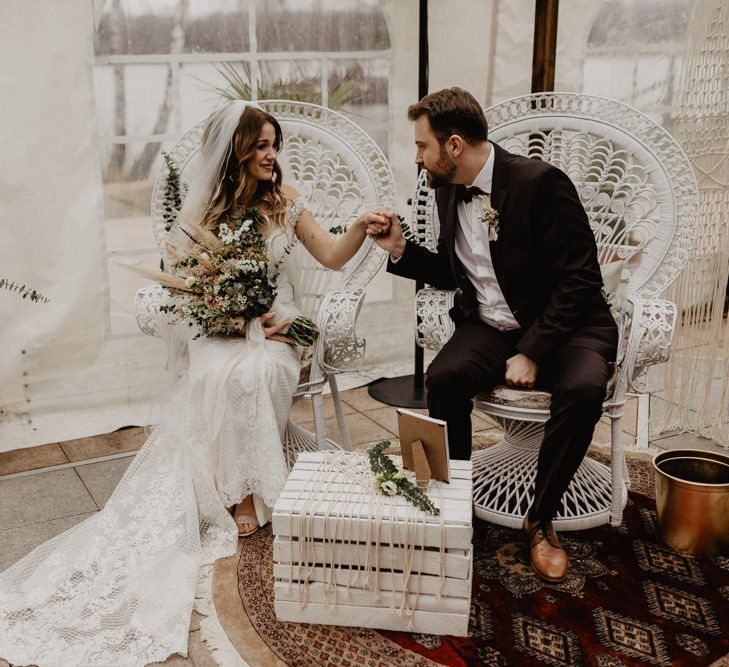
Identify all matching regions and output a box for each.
[261,311,294,345]
[505,353,538,389]
[364,207,406,258]
[362,206,538,389]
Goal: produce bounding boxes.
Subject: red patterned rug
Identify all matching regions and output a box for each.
[216,453,729,666]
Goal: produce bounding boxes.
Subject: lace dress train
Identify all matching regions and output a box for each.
[0,199,306,666]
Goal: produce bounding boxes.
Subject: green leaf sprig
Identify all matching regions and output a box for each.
[161,152,184,233]
[1,278,49,303]
[368,441,440,515]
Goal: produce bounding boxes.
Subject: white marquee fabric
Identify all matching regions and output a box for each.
[0,0,171,452]
[0,0,693,452]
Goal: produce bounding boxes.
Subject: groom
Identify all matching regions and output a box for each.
[367,88,618,583]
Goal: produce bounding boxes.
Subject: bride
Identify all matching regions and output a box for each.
[0,100,390,666]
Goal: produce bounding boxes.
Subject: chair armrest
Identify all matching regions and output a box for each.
[315,287,367,375]
[622,297,677,392]
[135,284,186,338]
[415,288,456,352]
[134,284,192,378]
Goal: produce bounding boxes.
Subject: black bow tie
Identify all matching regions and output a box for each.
[456,185,488,203]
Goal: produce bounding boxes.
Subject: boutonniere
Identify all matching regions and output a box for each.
[475,194,500,242]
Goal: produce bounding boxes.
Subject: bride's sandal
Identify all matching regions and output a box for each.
[235,513,260,538]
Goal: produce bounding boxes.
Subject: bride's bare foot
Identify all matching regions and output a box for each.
[234,494,259,537]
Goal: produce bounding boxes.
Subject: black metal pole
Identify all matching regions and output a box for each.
[367,0,428,408]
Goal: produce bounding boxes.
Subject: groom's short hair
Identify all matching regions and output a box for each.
[408,87,488,145]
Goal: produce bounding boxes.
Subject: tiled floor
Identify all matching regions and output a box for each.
[0,387,503,570]
[0,386,672,569]
[0,384,725,666]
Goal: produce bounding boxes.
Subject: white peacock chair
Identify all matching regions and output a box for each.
[135,100,394,467]
[411,93,699,530]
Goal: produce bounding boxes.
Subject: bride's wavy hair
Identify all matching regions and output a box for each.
[200,106,289,232]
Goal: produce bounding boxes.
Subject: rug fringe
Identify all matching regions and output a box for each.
[195,563,249,667]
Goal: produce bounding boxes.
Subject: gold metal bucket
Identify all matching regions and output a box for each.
[653,449,729,556]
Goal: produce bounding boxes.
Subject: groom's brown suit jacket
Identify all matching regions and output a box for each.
[388,141,618,364]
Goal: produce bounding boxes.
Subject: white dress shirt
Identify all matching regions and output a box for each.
[390,144,519,331]
[454,144,520,331]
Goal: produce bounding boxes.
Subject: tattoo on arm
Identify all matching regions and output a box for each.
[297,232,316,244]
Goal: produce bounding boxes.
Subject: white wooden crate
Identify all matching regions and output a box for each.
[272,451,473,636]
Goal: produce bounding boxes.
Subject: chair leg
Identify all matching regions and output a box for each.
[311,390,328,450]
[635,392,650,450]
[610,413,626,527]
[328,374,352,451]
[283,420,295,469]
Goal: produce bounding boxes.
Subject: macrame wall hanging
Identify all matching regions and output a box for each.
[660,0,729,448]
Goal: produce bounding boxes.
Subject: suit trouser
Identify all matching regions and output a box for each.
[425,320,612,524]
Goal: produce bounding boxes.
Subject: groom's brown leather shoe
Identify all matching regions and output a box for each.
[522,515,568,583]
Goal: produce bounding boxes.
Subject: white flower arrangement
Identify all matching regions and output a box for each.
[376,476,398,496]
[218,219,256,246]
[475,194,500,242]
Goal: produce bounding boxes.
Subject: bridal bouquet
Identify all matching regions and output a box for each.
[143,207,319,345]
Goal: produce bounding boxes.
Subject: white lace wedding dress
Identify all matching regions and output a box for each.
[0,199,307,666]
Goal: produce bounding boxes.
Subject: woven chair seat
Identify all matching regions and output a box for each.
[474,385,552,410]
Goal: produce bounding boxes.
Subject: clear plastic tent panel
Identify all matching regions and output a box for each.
[559,0,691,130]
[92,0,393,337]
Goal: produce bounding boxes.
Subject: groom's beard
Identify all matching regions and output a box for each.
[425,146,457,188]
